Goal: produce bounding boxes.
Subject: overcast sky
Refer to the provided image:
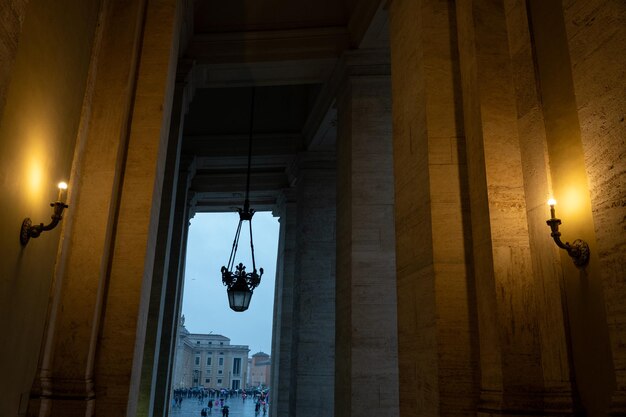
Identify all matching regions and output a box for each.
[182,211,279,354]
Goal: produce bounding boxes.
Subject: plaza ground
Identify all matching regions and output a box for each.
[171,396,268,417]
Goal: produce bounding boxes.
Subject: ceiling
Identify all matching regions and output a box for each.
[179,0,386,213]
[194,0,349,33]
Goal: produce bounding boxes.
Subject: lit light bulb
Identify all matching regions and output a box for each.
[57,181,68,202]
[547,198,557,219]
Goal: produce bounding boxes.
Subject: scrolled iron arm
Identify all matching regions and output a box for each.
[20,201,68,245]
[546,217,590,268]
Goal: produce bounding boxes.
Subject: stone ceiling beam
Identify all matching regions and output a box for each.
[193,192,281,213]
[182,132,302,157]
[190,169,288,193]
[189,59,337,88]
[186,27,350,64]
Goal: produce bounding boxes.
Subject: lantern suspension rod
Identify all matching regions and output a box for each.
[226,219,243,271]
[244,87,255,210]
[245,87,257,271]
[249,217,256,271]
[226,87,257,272]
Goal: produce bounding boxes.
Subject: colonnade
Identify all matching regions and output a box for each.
[8,1,624,417]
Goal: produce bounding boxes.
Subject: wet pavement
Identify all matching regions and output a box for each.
[170,396,269,417]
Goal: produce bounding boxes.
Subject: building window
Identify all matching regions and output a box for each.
[217,379,222,385]
[195,356,200,366]
[196,341,200,344]
[220,342,224,345]
[193,378,198,384]
[219,352,224,355]
[218,370,223,375]
[206,356,212,366]
[206,369,211,374]
[218,357,224,366]
[232,380,240,390]
[205,378,211,384]
[209,341,212,345]
[233,358,241,376]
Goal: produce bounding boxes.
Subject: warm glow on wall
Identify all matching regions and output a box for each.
[25,153,45,204]
[21,125,53,206]
[561,186,585,217]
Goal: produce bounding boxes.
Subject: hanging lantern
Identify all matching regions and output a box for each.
[223,263,261,312]
[221,88,263,312]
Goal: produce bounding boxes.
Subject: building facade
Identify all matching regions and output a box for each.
[0,1,624,417]
[248,352,271,388]
[172,319,249,390]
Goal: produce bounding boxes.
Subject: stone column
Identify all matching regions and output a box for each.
[389,1,478,416]
[270,190,297,417]
[136,66,193,416]
[27,0,182,416]
[93,0,181,414]
[560,1,626,414]
[292,152,336,417]
[504,0,578,413]
[153,158,195,416]
[456,0,548,413]
[334,51,399,417]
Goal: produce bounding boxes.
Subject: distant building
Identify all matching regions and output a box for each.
[172,316,250,390]
[248,351,271,388]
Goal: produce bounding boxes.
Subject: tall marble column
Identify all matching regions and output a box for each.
[504,1,578,413]
[559,1,626,414]
[270,190,297,417]
[153,158,195,416]
[389,1,478,415]
[135,65,189,417]
[27,0,182,416]
[334,51,399,417]
[456,0,555,413]
[292,152,336,417]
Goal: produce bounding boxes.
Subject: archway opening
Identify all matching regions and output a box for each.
[172,211,279,412]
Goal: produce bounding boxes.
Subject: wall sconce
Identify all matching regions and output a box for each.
[20,182,69,246]
[546,198,589,268]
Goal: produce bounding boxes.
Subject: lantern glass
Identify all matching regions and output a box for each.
[227,281,253,312]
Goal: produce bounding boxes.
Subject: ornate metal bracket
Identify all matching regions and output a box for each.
[20,201,68,246]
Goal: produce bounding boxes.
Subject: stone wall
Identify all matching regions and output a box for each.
[292,153,336,417]
[0,1,101,415]
[389,1,477,415]
[562,1,626,413]
[335,69,399,417]
[1,0,623,416]
[0,0,28,120]
[389,0,625,415]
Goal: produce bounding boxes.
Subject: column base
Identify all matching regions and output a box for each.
[609,389,626,416]
[478,388,580,417]
[28,376,95,417]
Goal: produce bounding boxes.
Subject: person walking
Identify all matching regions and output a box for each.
[208,399,213,413]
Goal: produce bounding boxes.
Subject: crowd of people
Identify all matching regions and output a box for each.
[172,387,270,416]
